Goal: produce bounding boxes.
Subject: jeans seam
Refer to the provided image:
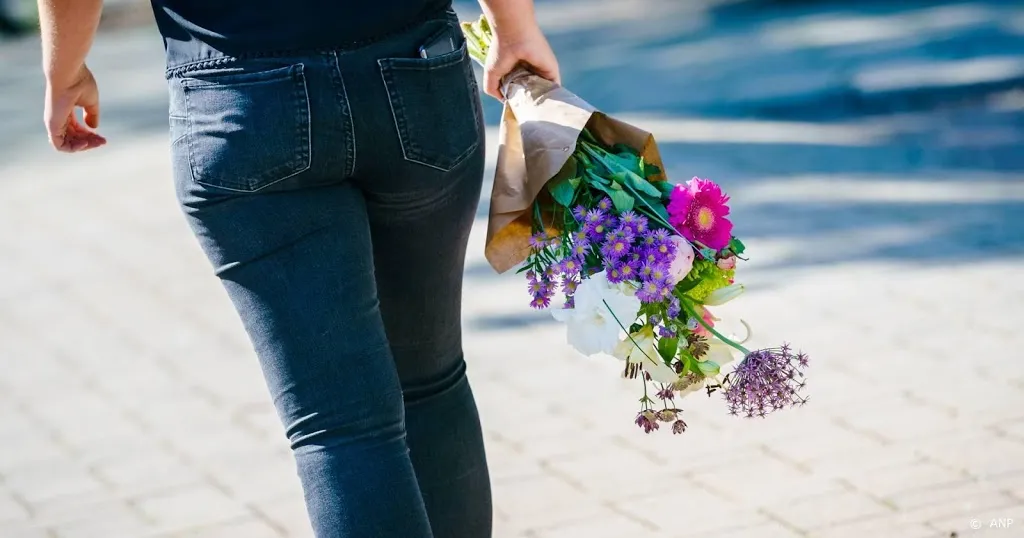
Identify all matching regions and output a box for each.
[332,51,357,178]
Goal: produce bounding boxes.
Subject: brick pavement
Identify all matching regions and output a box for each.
[2,1,1024,537]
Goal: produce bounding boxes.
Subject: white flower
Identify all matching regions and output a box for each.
[703,283,745,306]
[551,272,640,356]
[705,338,739,367]
[667,236,695,285]
[613,326,679,383]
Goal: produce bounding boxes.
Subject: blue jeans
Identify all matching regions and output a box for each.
[165,9,491,538]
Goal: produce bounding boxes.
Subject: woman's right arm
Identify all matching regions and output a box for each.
[476,0,560,99]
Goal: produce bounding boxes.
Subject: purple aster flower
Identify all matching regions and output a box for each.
[606,264,625,284]
[724,344,810,418]
[596,197,613,211]
[618,211,641,234]
[601,230,634,259]
[634,411,659,434]
[639,263,670,288]
[634,214,650,234]
[562,275,579,294]
[652,239,675,260]
[571,242,590,259]
[530,295,551,309]
[529,233,547,250]
[588,217,616,242]
[560,257,582,276]
[572,230,589,245]
[636,279,661,303]
[667,297,681,319]
[527,275,544,296]
[572,205,587,222]
[641,230,659,248]
[527,271,556,309]
[652,229,671,244]
[618,261,639,281]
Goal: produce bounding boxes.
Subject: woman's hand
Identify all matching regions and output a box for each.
[478,0,560,99]
[44,64,106,152]
[37,0,105,152]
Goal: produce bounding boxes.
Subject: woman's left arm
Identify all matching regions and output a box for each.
[37,0,106,152]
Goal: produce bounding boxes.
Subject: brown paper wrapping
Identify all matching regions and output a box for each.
[485,68,670,273]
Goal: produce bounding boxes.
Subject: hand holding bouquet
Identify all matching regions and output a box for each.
[463,16,809,434]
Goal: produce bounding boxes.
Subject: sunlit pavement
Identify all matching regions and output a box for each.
[1,1,1023,536]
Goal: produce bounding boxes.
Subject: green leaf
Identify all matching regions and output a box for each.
[623,172,661,198]
[584,169,610,186]
[657,337,679,362]
[654,180,675,198]
[608,190,634,212]
[547,178,575,207]
[674,277,701,294]
[681,354,701,376]
[729,237,746,255]
[629,322,643,334]
[642,160,662,179]
[697,360,721,376]
[643,200,672,228]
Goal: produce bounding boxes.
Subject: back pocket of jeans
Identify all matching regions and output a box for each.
[181,64,311,192]
[378,31,481,171]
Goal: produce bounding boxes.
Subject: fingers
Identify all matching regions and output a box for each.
[44,66,104,153]
[83,102,100,129]
[67,119,106,151]
[530,60,560,87]
[484,52,518,101]
[50,114,106,153]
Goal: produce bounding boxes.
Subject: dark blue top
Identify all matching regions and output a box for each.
[151,0,451,56]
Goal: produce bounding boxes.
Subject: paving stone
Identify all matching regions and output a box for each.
[616,487,770,534]
[149,518,282,538]
[250,497,314,538]
[0,493,30,522]
[531,511,655,538]
[763,490,894,531]
[134,485,250,529]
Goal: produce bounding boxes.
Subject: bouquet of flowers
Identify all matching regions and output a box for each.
[462,17,809,434]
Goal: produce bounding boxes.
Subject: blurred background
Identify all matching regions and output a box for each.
[1,0,1023,537]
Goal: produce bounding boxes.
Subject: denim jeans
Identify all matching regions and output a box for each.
[164,8,490,538]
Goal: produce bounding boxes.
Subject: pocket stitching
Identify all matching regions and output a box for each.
[181,64,312,192]
[377,49,480,172]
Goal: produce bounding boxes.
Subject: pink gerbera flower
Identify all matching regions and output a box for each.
[666,177,733,250]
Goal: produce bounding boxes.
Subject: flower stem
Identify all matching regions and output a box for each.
[601,298,668,372]
[577,142,716,258]
[679,300,751,356]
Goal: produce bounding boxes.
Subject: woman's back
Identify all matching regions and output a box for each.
[151,0,450,53]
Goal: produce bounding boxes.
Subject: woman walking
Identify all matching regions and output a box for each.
[36,0,559,536]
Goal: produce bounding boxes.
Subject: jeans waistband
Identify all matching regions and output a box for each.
[163,5,456,75]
